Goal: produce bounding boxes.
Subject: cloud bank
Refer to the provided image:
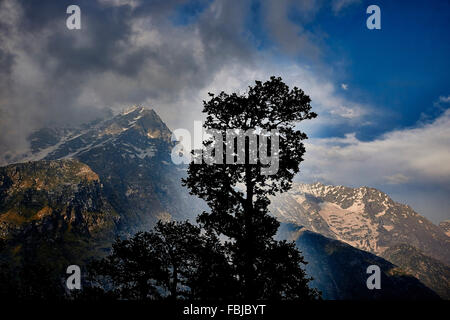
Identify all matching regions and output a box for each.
[0,0,366,160]
[300,109,450,223]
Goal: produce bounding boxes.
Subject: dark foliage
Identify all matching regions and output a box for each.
[182,76,319,299]
[84,220,237,300]
[84,76,320,300]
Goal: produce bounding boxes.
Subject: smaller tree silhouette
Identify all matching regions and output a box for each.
[85,220,237,300]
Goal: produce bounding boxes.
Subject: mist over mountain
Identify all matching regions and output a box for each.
[6,106,204,235]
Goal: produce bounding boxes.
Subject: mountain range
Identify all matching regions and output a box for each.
[4,106,204,235]
[270,182,450,299]
[0,106,448,299]
[277,224,440,300]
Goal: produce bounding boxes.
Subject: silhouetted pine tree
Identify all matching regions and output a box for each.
[84,77,319,301]
[183,76,320,300]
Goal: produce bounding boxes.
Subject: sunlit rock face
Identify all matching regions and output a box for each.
[270,182,450,265]
[0,159,117,240]
[0,107,206,279]
[5,106,204,236]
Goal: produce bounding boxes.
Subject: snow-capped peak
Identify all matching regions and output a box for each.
[270,182,450,264]
[8,106,172,164]
[122,105,145,115]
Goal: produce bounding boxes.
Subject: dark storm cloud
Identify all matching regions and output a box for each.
[0,0,325,163]
[0,48,14,71]
[18,0,138,75]
[260,0,322,57]
[0,0,248,160]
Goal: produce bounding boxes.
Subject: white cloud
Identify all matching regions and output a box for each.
[431,95,450,109]
[174,60,371,128]
[97,0,141,7]
[261,0,322,57]
[332,0,361,14]
[0,0,371,162]
[301,109,450,186]
[297,109,450,222]
[138,59,370,139]
[438,95,450,103]
[385,173,410,185]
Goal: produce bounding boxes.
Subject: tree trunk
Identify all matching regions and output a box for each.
[243,164,255,299]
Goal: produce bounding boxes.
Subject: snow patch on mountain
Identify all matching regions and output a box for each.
[439,220,450,237]
[8,106,168,165]
[270,182,450,264]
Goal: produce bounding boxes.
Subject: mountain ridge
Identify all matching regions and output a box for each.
[3,106,204,235]
[278,224,440,300]
[0,158,118,261]
[439,220,450,237]
[270,181,450,265]
[381,243,450,299]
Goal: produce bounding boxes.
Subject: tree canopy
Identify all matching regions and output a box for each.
[182,76,318,299]
[84,76,320,301]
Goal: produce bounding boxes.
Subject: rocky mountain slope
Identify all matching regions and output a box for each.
[0,158,119,289]
[0,159,118,242]
[7,106,204,235]
[440,220,450,237]
[270,182,450,265]
[381,244,450,299]
[0,107,205,298]
[278,224,440,300]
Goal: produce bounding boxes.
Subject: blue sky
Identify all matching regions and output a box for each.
[0,0,449,222]
[173,0,450,140]
[312,0,450,140]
